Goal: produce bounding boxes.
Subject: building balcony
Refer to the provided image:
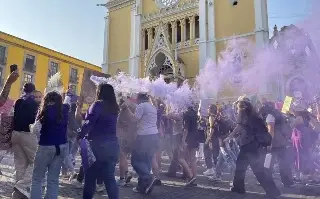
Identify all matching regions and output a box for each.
[69,76,79,84]
[23,65,36,73]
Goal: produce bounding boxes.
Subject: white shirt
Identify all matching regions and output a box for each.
[266,114,275,124]
[135,102,158,136]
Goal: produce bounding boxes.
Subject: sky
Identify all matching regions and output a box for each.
[0,0,314,66]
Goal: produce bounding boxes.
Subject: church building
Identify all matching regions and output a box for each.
[102,0,269,100]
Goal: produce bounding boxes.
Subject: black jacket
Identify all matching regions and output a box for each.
[13,95,38,132]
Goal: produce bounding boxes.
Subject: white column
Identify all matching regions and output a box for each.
[254,0,269,48]
[207,0,216,62]
[199,0,207,70]
[129,1,141,77]
[254,0,269,93]
[102,12,110,74]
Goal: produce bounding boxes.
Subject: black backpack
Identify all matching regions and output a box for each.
[252,116,272,147]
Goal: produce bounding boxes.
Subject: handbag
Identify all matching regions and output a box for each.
[79,139,96,172]
[0,113,14,151]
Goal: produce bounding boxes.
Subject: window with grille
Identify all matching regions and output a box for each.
[49,61,59,77]
[69,84,77,94]
[0,67,3,86]
[25,54,36,72]
[0,46,6,65]
[24,73,33,83]
[70,68,78,83]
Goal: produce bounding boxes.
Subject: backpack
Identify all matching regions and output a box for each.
[252,116,272,147]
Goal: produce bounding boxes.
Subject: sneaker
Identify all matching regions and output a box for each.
[185,177,196,186]
[61,173,71,179]
[132,187,143,193]
[116,178,126,186]
[14,186,30,198]
[96,184,105,192]
[208,175,222,181]
[154,178,162,186]
[145,177,157,194]
[229,181,233,187]
[70,179,83,188]
[203,168,215,176]
[12,188,28,199]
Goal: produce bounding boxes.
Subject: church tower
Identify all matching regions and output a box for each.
[102,0,269,100]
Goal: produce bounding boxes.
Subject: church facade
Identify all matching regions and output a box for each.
[102,0,269,101]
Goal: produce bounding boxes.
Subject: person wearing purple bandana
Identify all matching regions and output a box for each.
[12,83,39,198]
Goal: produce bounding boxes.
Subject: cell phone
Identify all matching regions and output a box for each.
[10,64,18,73]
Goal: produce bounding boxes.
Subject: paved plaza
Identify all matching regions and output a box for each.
[0,153,319,199]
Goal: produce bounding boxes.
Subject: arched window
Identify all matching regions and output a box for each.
[167,23,172,43]
[144,29,149,50]
[186,18,190,41]
[176,20,181,43]
[195,15,199,39]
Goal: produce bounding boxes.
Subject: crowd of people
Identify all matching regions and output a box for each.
[0,69,319,199]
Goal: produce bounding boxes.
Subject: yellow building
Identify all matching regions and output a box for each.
[0,31,101,100]
[102,0,269,101]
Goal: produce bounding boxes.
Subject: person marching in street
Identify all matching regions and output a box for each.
[122,93,160,194]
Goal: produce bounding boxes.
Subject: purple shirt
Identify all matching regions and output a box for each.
[79,101,118,141]
[39,104,69,146]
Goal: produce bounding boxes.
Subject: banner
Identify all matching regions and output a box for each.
[281,96,293,114]
[79,69,110,109]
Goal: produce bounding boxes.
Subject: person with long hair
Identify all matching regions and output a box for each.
[77,83,120,199]
[122,93,159,194]
[30,91,70,199]
[227,100,281,198]
[116,97,136,186]
[12,83,39,198]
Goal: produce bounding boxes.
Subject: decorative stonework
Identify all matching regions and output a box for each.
[142,0,199,24]
[184,41,190,47]
[106,0,135,11]
[156,0,180,8]
[176,42,182,49]
[144,23,176,77]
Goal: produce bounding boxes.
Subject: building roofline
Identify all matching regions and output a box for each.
[0,31,101,70]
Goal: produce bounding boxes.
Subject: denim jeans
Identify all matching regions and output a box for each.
[216,147,236,177]
[83,138,119,199]
[131,134,160,191]
[30,143,68,199]
[204,136,220,169]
